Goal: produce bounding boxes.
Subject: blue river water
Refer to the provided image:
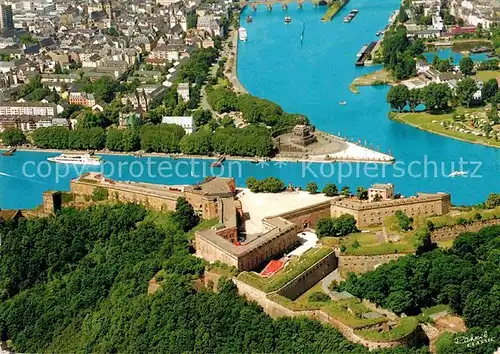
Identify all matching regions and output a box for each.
[424,48,491,64]
[0,0,499,209]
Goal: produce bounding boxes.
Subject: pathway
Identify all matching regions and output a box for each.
[321,268,343,296]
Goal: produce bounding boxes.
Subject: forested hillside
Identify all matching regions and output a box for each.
[0,203,430,354]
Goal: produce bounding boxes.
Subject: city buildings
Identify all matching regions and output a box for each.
[161,115,194,134]
[0,4,14,33]
[177,82,190,102]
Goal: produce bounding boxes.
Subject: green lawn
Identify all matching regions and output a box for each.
[237,247,333,293]
[321,0,345,22]
[321,298,388,329]
[422,304,450,317]
[354,317,418,341]
[391,109,500,148]
[267,294,319,311]
[428,206,500,229]
[206,261,239,278]
[295,282,329,307]
[343,242,415,256]
[475,71,499,82]
[322,232,378,248]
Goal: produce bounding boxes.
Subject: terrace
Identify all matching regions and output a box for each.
[236,247,333,293]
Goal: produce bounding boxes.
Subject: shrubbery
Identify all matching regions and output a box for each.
[246,177,285,193]
[316,214,358,237]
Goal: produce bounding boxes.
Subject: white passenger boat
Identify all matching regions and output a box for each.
[238,27,247,41]
[47,153,102,165]
[448,171,468,177]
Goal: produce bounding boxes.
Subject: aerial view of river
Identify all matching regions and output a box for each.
[0,0,499,209]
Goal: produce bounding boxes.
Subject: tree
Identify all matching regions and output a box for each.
[187,13,198,29]
[1,128,26,146]
[192,109,212,127]
[387,85,409,112]
[246,177,284,193]
[308,292,330,302]
[485,193,500,208]
[356,186,368,200]
[456,78,478,108]
[487,106,499,124]
[385,290,415,314]
[395,210,412,231]
[322,183,338,197]
[336,214,357,236]
[422,83,451,113]
[173,197,199,231]
[340,186,351,197]
[306,182,318,194]
[483,78,499,102]
[91,187,109,201]
[459,56,474,75]
[407,88,421,112]
[398,5,408,22]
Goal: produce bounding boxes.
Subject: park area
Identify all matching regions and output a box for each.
[391,106,500,148]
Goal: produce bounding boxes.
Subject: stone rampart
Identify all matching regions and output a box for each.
[338,253,411,275]
[277,251,337,300]
[272,200,333,231]
[430,219,500,242]
[233,278,411,350]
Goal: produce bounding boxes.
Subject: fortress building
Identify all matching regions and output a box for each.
[70,174,451,271]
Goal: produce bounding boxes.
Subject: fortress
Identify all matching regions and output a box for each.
[69,174,451,271]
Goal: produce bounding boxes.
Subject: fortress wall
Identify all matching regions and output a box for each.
[332,195,451,228]
[338,253,411,275]
[277,251,337,300]
[430,219,500,242]
[233,279,409,350]
[70,180,178,211]
[275,201,333,231]
[195,235,240,268]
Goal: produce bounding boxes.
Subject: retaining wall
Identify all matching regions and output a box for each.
[277,251,337,300]
[338,253,411,275]
[430,219,500,242]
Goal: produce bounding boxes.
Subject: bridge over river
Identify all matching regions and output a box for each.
[241,0,333,10]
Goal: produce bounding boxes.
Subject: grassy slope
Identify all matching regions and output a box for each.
[391,108,500,148]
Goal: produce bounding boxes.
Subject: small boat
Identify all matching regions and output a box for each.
[47,153,102,165]
[211,156,226,167]
[376,31,381,36]
[251,158,259,164]
[338,101,347,105]
[238,27,247,42]
[1,147,16,156]
[448,171,468,177]
[470,46,490,54]
[357,45,367,57]
[246,15,253,23]
[284,16,291,24]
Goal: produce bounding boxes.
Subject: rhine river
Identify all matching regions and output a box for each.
[0,0,499,209]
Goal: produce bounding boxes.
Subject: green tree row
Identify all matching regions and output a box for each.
[387,78,499,114]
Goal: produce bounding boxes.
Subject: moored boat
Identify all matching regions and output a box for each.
[284,16,291,24]
[246,15,253,23]
[238,27,247,41]
[47,153,102,165]
[1,147,16,156]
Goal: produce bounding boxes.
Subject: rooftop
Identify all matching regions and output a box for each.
[237,189,336,235]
